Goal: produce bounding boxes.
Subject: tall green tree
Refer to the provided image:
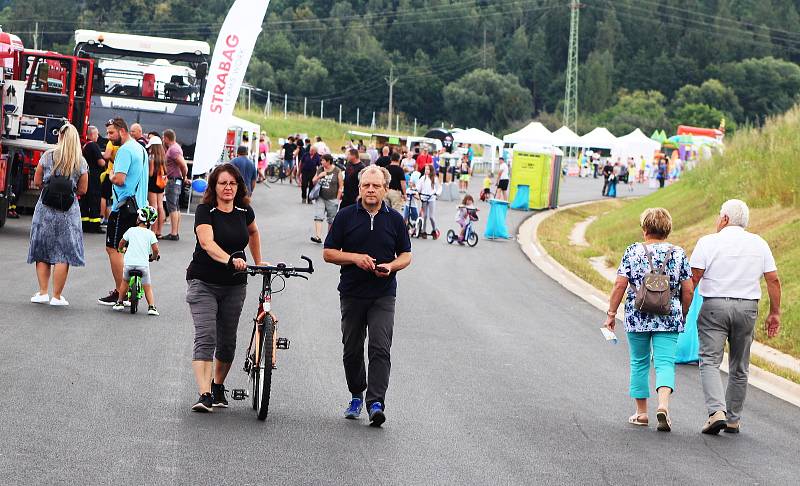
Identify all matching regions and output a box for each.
[443,69,532,132]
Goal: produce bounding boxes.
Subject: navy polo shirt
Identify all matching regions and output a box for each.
[324,201,412,298]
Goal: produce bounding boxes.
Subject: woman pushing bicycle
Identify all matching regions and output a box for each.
[186,163,266,413]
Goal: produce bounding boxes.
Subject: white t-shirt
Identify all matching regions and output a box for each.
[498,162,509,181]
[122,226,158,267]
[689,226,776,299]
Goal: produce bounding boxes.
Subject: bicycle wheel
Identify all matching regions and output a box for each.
[446,230,456,244]
[467,231,479,247]
[267,166,280,183]
[256,314,275,420]
[129,278,139,314]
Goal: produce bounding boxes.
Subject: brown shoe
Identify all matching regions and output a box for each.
[701,410,727,435]
[656,409,672,432]
[724,422,740,434]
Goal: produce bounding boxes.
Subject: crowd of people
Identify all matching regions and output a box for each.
[25,117,196,312]
[20,124,785,434]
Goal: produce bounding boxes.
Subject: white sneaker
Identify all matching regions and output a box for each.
[31,292,50,304]
[49,296,69,306]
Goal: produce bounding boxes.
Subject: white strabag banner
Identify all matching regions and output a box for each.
[192,0,271,175]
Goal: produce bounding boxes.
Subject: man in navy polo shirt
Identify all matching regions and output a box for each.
[323,165,412,427]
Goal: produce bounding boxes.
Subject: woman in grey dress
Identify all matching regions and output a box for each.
[28,123,89,306]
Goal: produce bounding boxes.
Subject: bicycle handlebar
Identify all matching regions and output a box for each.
[245,255,314,278]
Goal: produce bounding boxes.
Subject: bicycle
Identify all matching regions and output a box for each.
[126,255,159,314]
[417,193,441,240]
[267,160,290,184]
[446,208,479,247]
[230,256,314,420]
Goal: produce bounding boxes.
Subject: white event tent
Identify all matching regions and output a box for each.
[453,127,504,168]
[612,128,661,163]
[578,127,617,150]
[550,126,581,148]
[503,122,552,145]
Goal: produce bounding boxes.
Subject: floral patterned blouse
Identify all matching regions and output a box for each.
[616,242,691,333]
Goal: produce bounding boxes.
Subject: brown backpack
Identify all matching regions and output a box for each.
[633,245,674,315]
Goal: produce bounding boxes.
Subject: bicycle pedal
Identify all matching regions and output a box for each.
[231,388,248,400]
[276,337,290,349]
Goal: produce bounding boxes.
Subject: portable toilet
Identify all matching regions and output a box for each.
[509,143,563,210]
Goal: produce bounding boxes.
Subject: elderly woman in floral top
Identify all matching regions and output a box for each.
[605,208,694,432]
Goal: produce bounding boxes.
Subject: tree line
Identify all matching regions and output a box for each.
[4,0,800,135]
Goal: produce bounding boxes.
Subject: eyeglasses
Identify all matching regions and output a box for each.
[217,181,238,187]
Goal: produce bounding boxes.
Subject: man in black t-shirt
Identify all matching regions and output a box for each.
[282,136,297,179]
[340,148,366,209]
[375,145,391,168]
[80,125,107,233]
[385,153,406,211]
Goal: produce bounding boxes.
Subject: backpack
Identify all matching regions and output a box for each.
[41,152,76,211]
[633,245,674,316]
[154,162,167,189]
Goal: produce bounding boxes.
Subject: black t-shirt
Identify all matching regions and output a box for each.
[340,161,365,208]
[602,164,614,177]
[375,155,391,168]
[186,203,255,286]
[282,143,296,161]
[387,164,405,191]
[324,201,412,298]
[82,141,105,192]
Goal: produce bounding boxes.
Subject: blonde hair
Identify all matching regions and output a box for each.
[53,124,83,176]
[640,207,673,238]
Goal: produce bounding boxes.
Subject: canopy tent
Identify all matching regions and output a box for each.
[577,127,617,150]
[612,128,661,163]
[503,122,552,145]
[550,126,581,147]
[228,115,261,160]
[453,127,503,169]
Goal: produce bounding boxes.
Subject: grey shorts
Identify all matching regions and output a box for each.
[314,198,339,224]
[123,265,151,285]
[186,279,247,362]
[165,178,182,213]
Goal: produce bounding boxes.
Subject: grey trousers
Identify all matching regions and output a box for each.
[186,279,247,362]
[340,295,396,407]
[697,297,758,423]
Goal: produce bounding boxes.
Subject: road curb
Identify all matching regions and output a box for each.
[517,202,800,409]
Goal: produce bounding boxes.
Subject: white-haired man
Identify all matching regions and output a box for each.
[690,199,782,435]
[323,165,412,427]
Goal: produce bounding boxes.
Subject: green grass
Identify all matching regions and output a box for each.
[583,106,800,359]
[538,200,626,293]
[234,108,411,150]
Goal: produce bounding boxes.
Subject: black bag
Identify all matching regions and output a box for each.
[112,145,146,220]
[42,174,76,211]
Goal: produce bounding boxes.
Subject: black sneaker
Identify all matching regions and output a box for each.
[162,234,180,241]
[310,236,322,244]
[192,393,213,413]
[211,382,229,408]
[98,289,119,306]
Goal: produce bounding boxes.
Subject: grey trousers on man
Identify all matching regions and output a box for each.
[697,297,759,423]
[340,295,396,407]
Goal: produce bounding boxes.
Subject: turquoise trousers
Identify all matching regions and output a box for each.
[626,331,679,399]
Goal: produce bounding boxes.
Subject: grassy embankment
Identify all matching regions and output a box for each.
[234,109,410,149]
[540,107,800,368]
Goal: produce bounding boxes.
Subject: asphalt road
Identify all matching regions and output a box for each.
[2,176,798,485]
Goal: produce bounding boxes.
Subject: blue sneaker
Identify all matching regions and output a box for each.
[368,402,385,427]
[344,396,363,419]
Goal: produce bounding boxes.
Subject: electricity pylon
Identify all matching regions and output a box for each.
[563,1,581,159]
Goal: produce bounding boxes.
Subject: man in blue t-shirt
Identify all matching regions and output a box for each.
[99,117,149,306]
[229,145,257,195]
